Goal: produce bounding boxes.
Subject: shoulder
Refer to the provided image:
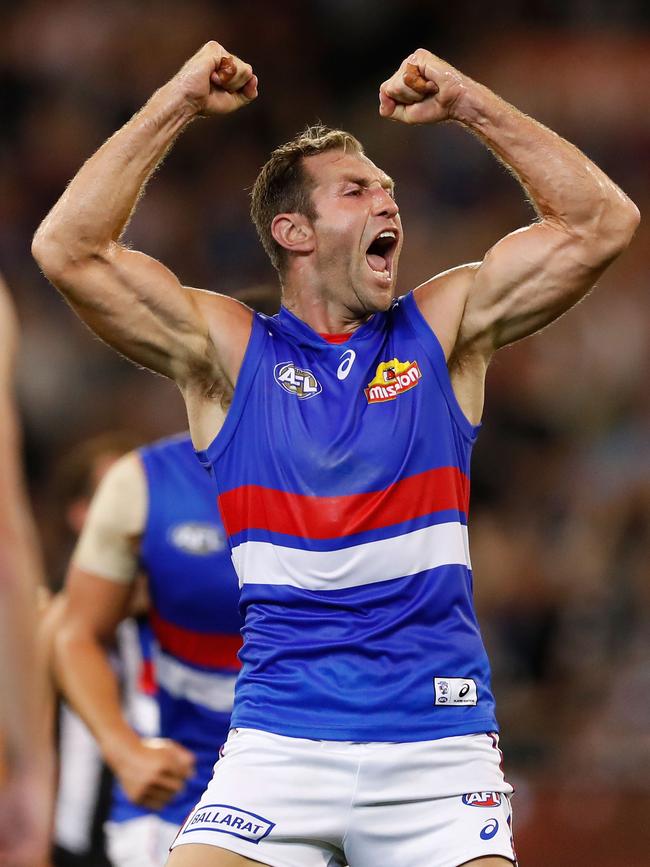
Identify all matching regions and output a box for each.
[89,451,147,536]
[190,289,256,386]
[72,451,147,582]
[192,289,255,338]
[410,263,480,360]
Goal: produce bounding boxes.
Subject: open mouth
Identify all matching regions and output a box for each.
[365,230,398,280]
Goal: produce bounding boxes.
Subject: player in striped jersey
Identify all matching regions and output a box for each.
[34,39,639,867]
[52,434,242,866]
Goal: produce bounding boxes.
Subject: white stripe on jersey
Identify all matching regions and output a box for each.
[155,650,237,713]
[232,521,471,591]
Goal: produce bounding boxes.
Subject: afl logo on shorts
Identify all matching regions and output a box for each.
[365,358,422,404]
[462,792,502,808]
[169,522,225,555]
[274,362,322,399]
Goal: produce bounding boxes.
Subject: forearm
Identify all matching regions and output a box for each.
[454,80,638,238]
[34,83,196,262]
[0,395,47,768]
[54,629,140,768]
[0,571,41,767]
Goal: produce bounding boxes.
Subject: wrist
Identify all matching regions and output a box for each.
[146,80,200,129]
[448,77,496,129]
[99,725,142,772]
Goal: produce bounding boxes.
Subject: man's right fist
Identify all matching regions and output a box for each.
[112,736,196,810]
[172,41,258,117]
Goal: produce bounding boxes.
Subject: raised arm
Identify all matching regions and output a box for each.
[380,50,639,420]
[51,452,195,809]
[32,41,257,391]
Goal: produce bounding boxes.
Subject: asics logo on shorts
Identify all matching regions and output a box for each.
[480,818,499,840]
[183,804,275,844]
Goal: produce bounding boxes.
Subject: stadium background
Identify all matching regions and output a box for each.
[2,2,649,864]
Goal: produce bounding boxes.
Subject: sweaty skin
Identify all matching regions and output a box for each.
[51,452,196,811]
[32,40,639,867]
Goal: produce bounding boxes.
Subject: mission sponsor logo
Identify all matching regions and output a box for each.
[182,804,275,844]
[365,358,422,403]
[274,361,322,399]
[168,522,225,555]
[462,791,502,808]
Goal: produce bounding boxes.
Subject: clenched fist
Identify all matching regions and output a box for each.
[110,736,196,810]
[379,49,468,125]
[172,41,258,117]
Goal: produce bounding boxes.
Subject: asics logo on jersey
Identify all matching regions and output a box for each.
[168,522,225,555]
[462,792,502,808]
[274,362,322,399]
[433,677,478,706]
[365,358,422,403]
[337,348,356,380]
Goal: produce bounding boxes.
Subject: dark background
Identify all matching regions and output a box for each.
[2,2,649,864]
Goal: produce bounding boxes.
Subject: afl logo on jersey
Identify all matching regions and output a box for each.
[365,358,422,404]
[168,522,225,556]
[274,362,322,399]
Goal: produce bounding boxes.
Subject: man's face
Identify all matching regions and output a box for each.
[302,149,403,315]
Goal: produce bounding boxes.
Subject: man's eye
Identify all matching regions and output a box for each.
[345,188,362,196]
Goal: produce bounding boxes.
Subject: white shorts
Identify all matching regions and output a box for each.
[171,728,516,867]
[105,815,181,867]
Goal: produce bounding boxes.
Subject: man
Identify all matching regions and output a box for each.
[33,40,639,867]
[52,433,242,867]
[0,275,52,867]
[43,432,142,867]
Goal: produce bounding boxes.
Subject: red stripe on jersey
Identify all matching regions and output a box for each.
[138,658,157,696]
[150,609,242,670]
[219,466,469,540]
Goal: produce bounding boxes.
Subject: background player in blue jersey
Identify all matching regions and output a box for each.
[51,435,242,866]
[33,39,639,867]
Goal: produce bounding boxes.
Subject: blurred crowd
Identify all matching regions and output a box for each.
[2,1,649,864]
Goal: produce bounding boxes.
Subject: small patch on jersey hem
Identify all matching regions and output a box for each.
[433,677,478,706]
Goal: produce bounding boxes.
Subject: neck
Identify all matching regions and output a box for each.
[281,268,371,335]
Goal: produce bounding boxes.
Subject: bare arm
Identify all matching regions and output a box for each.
[52,453,194,809]
[32,42,257,391]
[0,277,52,867]
[380,51,639,420]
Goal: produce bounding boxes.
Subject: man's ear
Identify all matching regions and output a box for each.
[271,213,315,256]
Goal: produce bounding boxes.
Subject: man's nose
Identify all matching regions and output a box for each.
[371,186,399,218]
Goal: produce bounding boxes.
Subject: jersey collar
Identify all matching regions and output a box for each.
[277,304,388,349]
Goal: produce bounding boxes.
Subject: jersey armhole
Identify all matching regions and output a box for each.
[195,313,268,469]
[399,291,481,443]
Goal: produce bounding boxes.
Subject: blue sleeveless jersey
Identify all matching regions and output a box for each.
[110,434,242,825]
[196,292,498,742]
